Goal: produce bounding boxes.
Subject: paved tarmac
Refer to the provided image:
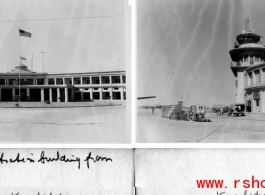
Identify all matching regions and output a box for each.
[0,100,120,108]
[0,103,128,143]
[137,109,265,143]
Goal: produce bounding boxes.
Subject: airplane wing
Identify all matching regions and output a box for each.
[139,105,156,110]
[137,96,156,100]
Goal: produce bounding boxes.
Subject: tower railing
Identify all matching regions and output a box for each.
[231,61,241,67]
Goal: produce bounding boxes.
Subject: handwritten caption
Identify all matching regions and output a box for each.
[217,190,265,195]
[0,151,112,169]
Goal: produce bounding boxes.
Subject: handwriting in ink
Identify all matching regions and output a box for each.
[27,153,35,163]
[27,158,34,163]
[10,153,25,163]
[84,152,112,169]
[217,190,265,195]
[0,151,112,170]
[0,153,8,164]
[38,151,81,169]
[11,193,67,195]
[0,153,25,164]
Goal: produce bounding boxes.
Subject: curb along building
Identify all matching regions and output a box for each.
[230,19,265,112]
[0,64,126,103]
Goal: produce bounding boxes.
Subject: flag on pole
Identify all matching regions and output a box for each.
[20,56,26,61]
[19,29,31,38]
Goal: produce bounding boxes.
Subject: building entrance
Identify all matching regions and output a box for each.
[1,89,12,101]
[60,89,65,102]
[44,89,49,102]
[15,89,27,101]
[30,89,41,102]
[84,92,90,100]
[113,92,121,100]
[75,92,81,101]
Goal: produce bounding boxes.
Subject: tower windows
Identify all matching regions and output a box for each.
[255,56,259,62]
[249,72,253,85]
[250,56,253,65]
[254,70,260,83]
[263,68,265,82]
[244,55,248,62]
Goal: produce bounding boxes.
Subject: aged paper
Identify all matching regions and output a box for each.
[0,149,134,195]
[135,149,265,195]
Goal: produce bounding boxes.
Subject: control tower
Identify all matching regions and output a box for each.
[229,18,265,103]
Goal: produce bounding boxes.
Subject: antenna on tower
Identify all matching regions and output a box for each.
[245,18,250,32]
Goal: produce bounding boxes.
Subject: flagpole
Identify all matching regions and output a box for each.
[18,28,21,104]
[31,54,33,71]
[17,28,31,104]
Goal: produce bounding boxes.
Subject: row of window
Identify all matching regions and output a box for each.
[48,79,121,85]
[75,87,120,91]
[239,55,264,65]
[0,77,125,86]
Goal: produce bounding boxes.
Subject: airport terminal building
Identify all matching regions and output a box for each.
[230,19,265,112]
[0,64,126,103]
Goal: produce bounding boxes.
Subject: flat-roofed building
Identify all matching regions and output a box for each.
[0,64,126,103]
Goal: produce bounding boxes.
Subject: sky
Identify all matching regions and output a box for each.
[0,0,125,74]
[137,0,265,107]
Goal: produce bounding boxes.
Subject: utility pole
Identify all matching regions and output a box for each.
[40,52,46,72]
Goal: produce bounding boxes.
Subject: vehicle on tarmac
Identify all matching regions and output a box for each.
[228,103,245,117]
[212,105,229,115]
[162,105,211,122]
[189,105,211,122]
[161,105,179,118]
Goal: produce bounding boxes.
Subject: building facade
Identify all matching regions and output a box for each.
[230,19,265,112]
[0,65,126,103]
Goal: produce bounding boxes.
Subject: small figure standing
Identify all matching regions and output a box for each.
[220,107,223,115]
[152,108,155,114]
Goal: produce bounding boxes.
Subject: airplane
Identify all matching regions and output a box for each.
[137,96,156,100]
[139,103,167,111]
[139,105,156,110]
[155,103,163,110]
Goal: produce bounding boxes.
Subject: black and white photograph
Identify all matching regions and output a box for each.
[3,1,265,195]
[0,0,131,143]
[137,0,265,143]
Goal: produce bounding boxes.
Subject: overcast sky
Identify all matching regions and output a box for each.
[137,0,265,107]
[0,0,125,74]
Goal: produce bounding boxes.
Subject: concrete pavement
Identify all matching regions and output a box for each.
[137,109,265,143]
[0,100,121,108]
[0,104,129,143]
